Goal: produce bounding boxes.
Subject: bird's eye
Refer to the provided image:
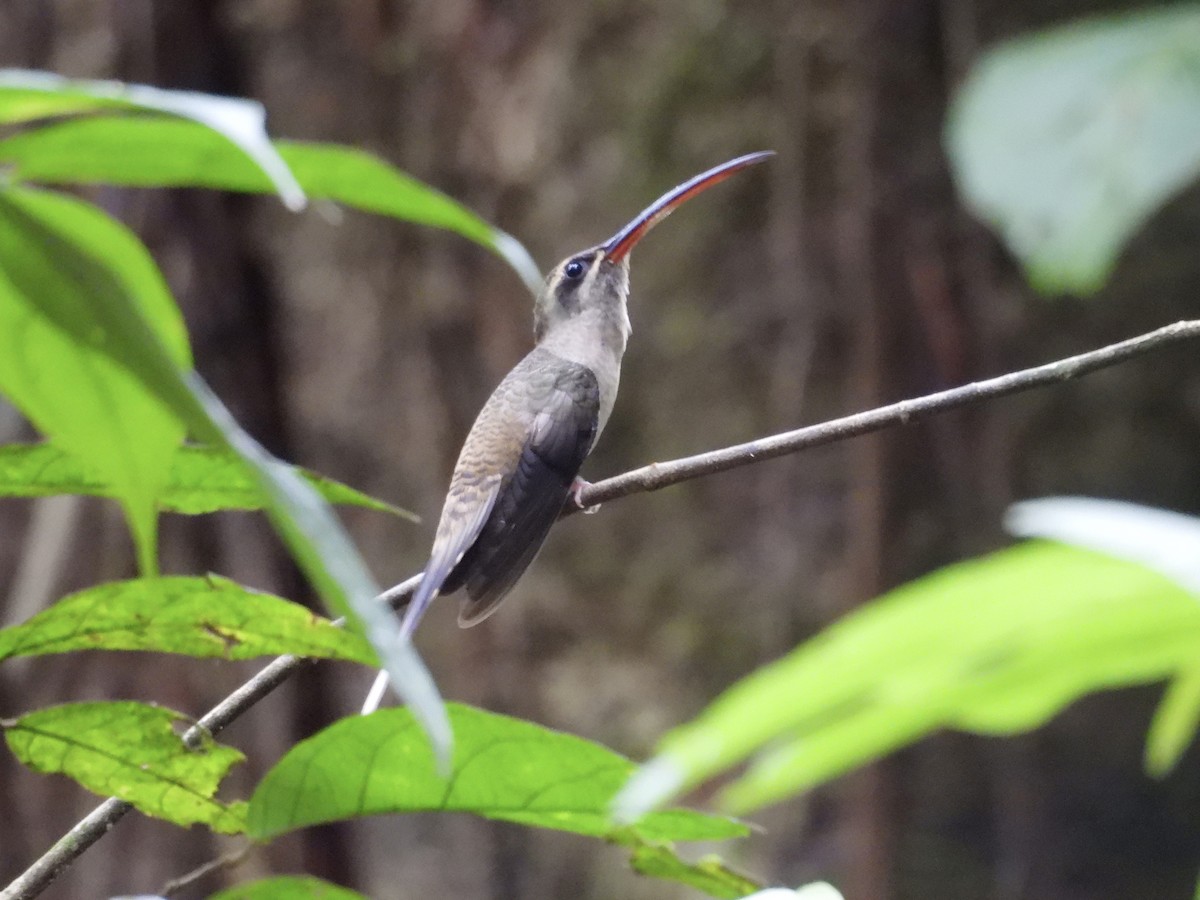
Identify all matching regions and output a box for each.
[564,258,588,280]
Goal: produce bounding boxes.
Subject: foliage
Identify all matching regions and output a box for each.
[946,4,1200,294]
[248,704,745,842]
[2,701,246,833]
[0,72,749,899]
[0,72,450,762]
[3,4,1200,889]
[0,576,375,664]
[208,877,369,900]
[0,442,414,517]
[616,501,1200,820]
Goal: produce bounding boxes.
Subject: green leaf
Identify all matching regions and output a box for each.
[0,69,304,210]
[208,876,368,900]
[3,701,246,833]
[0,184,449,764]
[945,5,1200,294]
[0,115,541,293]
[0,185,188,574]
[1146,667,1200,777]
[616,543,1200,818]
[629,845,762,899]
[0,575,376,664]
[0,442,415,519]
[248,704,746,845]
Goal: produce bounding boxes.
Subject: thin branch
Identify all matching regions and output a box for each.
[573,319,1200,509]
[5,318,1198,900]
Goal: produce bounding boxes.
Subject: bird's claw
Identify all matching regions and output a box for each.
[571,477,601,514]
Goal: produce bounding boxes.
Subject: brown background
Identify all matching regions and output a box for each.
[1,1,1199,898]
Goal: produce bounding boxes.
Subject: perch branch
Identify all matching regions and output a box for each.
[5,318,1198,900]
[573,319,1200,508]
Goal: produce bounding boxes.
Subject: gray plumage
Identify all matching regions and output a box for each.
[398,251,630,636]
[392,151,772,640]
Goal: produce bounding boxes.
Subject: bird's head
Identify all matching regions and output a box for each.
[533,151,773,343]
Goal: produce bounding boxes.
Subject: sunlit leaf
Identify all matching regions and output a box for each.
[946,5,1200,293]
[0,442,415,518]
[1146,667,1200,777]
[0,185,449,764]
[3,701,245,833]
[0,186,188,574]
[208,876,368,900]
[0,575,376,664]
[0,69,304,209]
[616,543,1200,818]
[248,704,746,845]
[0,115,541,292]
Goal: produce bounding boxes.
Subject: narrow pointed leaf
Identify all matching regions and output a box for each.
[209,876,368,900]
[0,442,415,519]
[0,575,376,664]
[1146,667,1200,777]
[946,6,1200,293]
[0,69,304,209]
[0,184,449,763]
[248,704,745,844]
[0,115,540,292]
[3,701,246,833]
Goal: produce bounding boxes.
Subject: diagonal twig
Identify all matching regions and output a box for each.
[5,319,1198,900]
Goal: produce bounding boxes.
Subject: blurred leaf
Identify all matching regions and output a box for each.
[946,5,1200,293]
[629,845,762,899]
[0,575,376,664]
[0,115,541,293]
[3,701,246,833]
[1006,496,1200,594]
[616,543,1200,818]
[1007,498,1200,776]
[1146,667,1200,777]
[0,186,188,574]
[0,442,415,519]
[208,876,367,900]
[0,184,449,764]
[0,69,304,209]
[248,704,746,844]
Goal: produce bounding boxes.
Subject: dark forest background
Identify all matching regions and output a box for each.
[1,1,1199,898]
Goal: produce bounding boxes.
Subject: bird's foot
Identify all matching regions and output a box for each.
[570,477,601,515]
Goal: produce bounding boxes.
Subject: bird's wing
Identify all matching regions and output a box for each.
[398,473,501,639]
[457,362,600,626]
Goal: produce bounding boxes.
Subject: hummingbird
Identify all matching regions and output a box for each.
[398,151,772,639]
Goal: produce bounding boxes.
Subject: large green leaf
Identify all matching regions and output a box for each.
[248,704,746,845]
[0,575,376,664]
[0,69,304,209]
[0,184,449,764]
[208,876,368,900]
[0,115,541,292]
[946,5,1200,294]
[0,187,188,574]
[3,701,246,833]
[0,442,414,518]
[1005,497,1200,776]
[615,543,1200,818]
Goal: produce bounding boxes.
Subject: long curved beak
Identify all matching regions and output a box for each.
[602,150,774,263]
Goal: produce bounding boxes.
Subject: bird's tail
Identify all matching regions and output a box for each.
[359,572,434,715]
